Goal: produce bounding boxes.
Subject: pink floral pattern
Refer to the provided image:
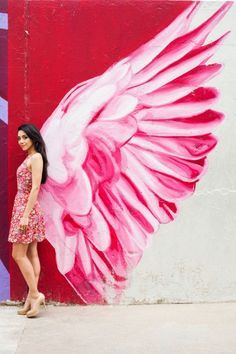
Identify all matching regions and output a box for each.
[8,156,46,244]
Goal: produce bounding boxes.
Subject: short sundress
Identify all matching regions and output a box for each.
[8,155,46,244]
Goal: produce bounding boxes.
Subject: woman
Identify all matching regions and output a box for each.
[8,123,48,318]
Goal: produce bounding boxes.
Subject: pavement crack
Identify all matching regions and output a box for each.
[15,317,27,354]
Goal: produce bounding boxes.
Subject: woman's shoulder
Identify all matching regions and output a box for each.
[30,153,43,163]
[31,152,42,159]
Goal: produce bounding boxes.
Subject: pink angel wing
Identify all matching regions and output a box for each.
[39,2,232,304]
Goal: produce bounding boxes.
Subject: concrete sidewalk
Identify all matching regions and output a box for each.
[0,302,236,354]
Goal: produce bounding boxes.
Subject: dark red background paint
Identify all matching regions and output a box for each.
[8,0,191,303]
[0,0,8,274]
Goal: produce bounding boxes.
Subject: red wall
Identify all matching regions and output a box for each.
[8,0,191,303]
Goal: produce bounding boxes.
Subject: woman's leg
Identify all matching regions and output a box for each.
[27,240,40,287]
[12,243,40,299]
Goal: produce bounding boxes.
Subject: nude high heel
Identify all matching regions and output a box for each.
[17,296,31,315]
[26,292,46,318]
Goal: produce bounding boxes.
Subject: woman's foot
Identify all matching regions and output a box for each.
[17,294,31,315]
[26,292,46,318]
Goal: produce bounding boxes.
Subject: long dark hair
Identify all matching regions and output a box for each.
[18,123,48,184]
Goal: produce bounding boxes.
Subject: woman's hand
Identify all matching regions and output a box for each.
[19,216,29,233]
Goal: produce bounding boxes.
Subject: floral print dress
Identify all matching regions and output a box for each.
[8,155,46,244]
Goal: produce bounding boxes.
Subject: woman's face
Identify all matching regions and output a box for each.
[18,130,34,152]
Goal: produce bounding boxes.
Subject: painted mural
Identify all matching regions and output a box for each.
[2,1,233,304]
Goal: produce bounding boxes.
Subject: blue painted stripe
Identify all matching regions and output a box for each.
[0,260,10,301]
[0,97,8,124]
[0,13,8,30]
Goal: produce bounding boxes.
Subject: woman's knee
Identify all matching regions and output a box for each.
[12,250,24,262]
[12,243,28,262]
